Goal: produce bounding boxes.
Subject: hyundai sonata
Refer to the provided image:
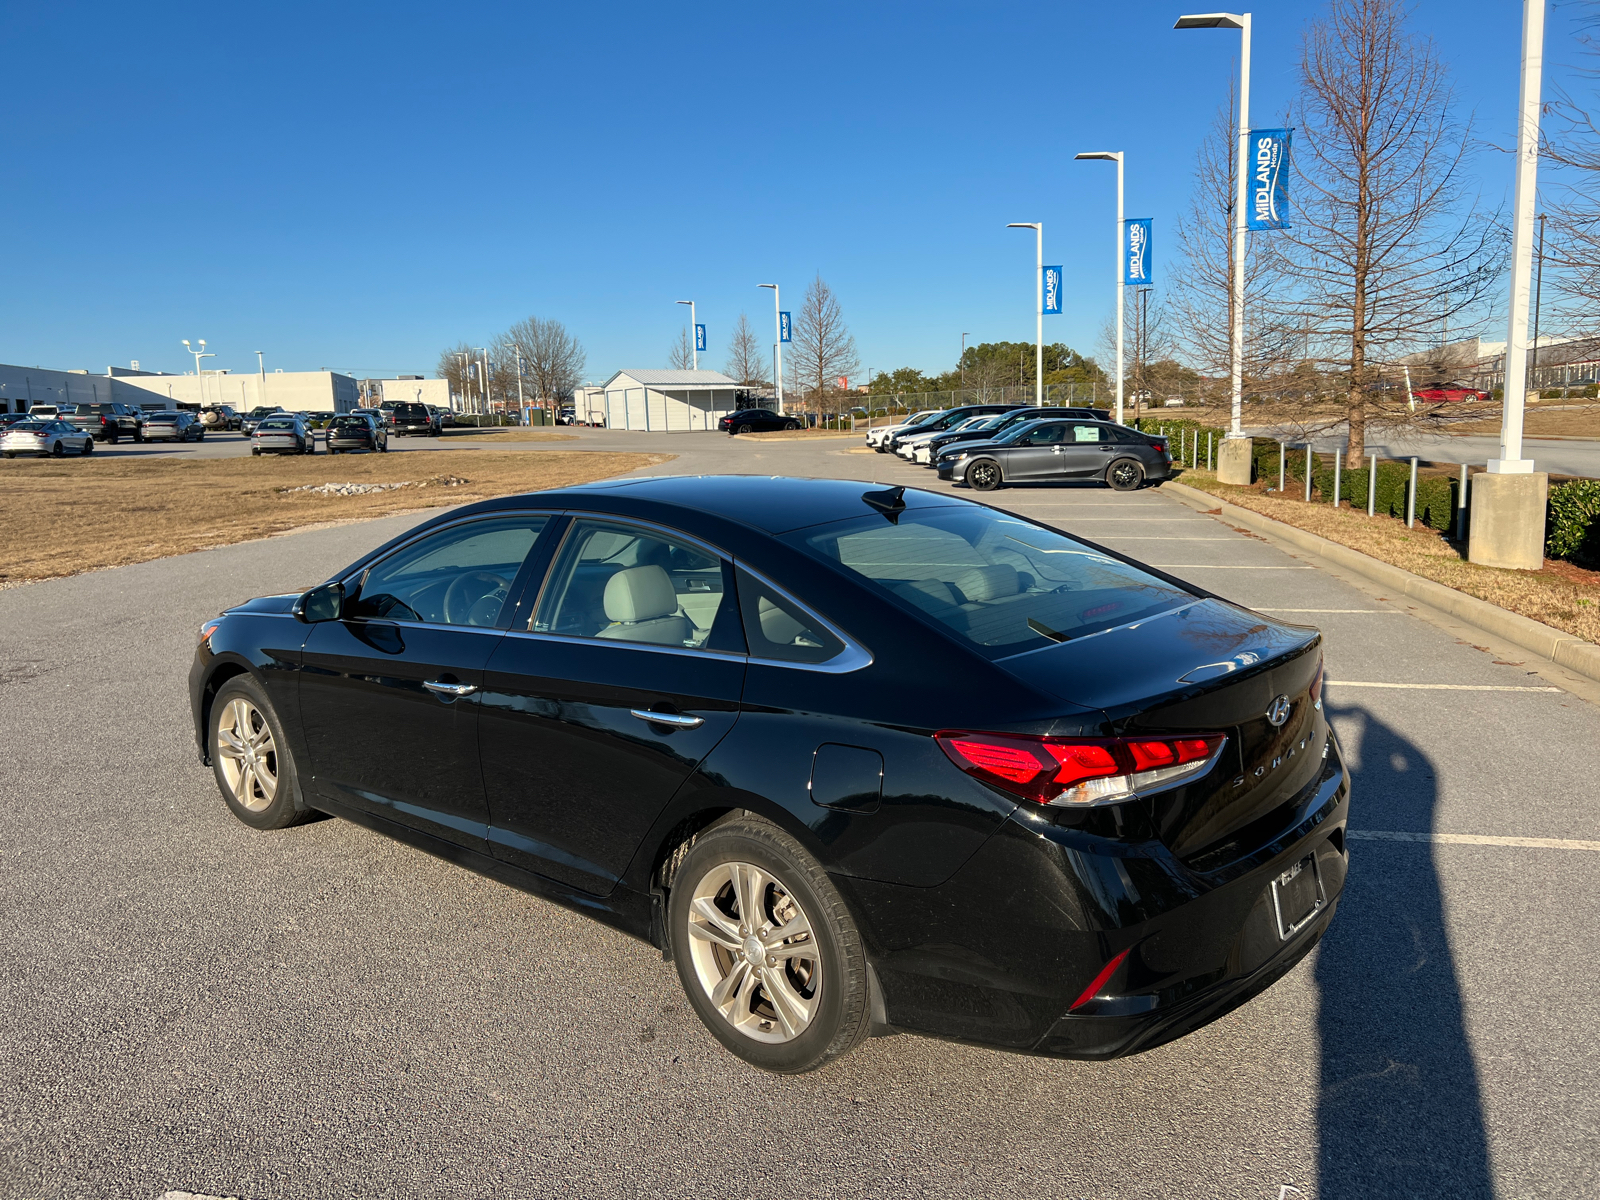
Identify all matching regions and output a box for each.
[189,476,1347,1073]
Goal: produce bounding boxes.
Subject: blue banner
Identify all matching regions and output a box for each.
[779,311,792,343]
[1042,266,1062,314]
[1123,219,1153,286]
[1246,128,1292,230]
[695,323,706,353]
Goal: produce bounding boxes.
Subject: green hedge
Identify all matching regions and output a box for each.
[1547,479,1600,568]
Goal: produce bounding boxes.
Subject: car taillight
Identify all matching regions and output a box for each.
[935,730,1227,807]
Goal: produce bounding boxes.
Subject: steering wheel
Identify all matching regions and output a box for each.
[443,570,511,626]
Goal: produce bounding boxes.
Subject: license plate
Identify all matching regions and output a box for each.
[1271,854,1325,941]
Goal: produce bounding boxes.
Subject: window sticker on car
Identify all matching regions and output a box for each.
[1073,426,1101,442]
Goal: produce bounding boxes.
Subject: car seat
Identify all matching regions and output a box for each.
[595,566,691,645]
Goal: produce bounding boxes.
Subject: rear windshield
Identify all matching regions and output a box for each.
[330,416,369,430]
[259,418,295,429]
[392,404,427,418]
[788,506,1195,658]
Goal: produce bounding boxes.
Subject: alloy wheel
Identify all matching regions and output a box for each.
[966,460,1000,490]
[215,697,279,812]
[685,860,821,1044]
[1109,460,1143,490]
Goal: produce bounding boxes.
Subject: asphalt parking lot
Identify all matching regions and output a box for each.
[3,431,1596,1200]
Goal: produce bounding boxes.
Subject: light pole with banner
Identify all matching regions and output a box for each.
[1175,12,1252,477]
[1073,152,1125,423]
[676,300,699,370]
[1005,223,1044,406]
[759,284,785,414]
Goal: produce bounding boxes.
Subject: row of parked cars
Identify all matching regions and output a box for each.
[249,411,394,455]
[865,403,1174,492]
[0,404,215,457]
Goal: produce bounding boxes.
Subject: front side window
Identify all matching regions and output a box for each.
[533,519,743,652]
[351,516,548,627]
[790,507,1194,658]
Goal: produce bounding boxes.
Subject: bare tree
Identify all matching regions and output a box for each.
[724,312,768,386]
[667,327,694,370]
[1282,0,1503,465]
[1540,4,1600,331]
[788,274,860,406]
[502,317,586,415]
[436,342,481,409]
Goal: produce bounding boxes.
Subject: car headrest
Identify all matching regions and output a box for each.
[758,597,807,645]
[953,564,1020,602]
[603,565,679,623]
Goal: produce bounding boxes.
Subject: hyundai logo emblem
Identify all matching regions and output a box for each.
[1266,695,1293,727]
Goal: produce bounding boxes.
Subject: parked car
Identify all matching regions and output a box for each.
[298,410,336,431]
[719,408,800,434]
[142,411,206,443]
[191,475,1346,1074]
[557,407,577,425]
[896,414,998,460]
[865,408,947,451]
[251,413,315,455]
[26,404,61,421]
[326,412,388,454]
[428,405,457,429]
[66,402,146,443]
[200,405,242,431]
[382,401,441,437]
[883,405,1024,453]
[917,406,1112,465]
[241,406,285,434]
[936,418,1171,491]
[354,407,392,430]
[3,419,95,458]
[0,413,31,430]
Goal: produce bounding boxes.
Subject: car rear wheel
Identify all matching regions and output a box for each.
[670,815,871,1073]
[965,459,1002,491]
[210,675,312,830]
[51,441,64,457]
[1107,458,1144,491]
[737,423,752,434]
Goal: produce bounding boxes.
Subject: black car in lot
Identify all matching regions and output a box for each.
[326,412,389,454]
[719,408,800,434]
[190,475,1346,1073]
[883,404,1025,452]
[67,402,146,443]
[381,401,441,437]
[919,406,1111,464]
[937,419,1171,491]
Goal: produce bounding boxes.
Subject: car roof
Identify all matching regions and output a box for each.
[494,474,968,535]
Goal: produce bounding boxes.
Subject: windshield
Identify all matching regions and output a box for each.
[788,506,1195,658]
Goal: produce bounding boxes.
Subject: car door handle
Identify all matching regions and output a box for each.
[1099,445,1115,451]
[423,680,479,698]
[630,708,704,729]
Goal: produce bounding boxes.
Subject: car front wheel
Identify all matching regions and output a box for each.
[209,675,312,830]
[669,815,871,1073]
[1107,458,1145,491]
[80,439,92,455]
[965,459,1002,491]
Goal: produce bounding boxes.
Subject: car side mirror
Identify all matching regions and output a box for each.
[293,581,345,623]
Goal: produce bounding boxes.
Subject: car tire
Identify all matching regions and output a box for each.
[209,674,312,831]
[3,453,12,459]
[107,433,119,444]
[51,441,64,458]
[737,423,752,434]
[1107,458,1144,491]
[668,815,871,1074]
[784,421,799,431]
[133,431,144,443]
[965,459,1002,491]
[81,439,92,455]
[251,448,260,456]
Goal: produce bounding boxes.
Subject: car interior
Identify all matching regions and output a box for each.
[350,519,547,628]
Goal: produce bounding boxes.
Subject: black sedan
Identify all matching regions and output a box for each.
[937,419,1171,491]
[190,475,1347,1073]
[719,408,800,434]
[326,412,389,454]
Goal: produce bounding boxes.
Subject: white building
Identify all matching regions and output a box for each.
[600,369,748,431]
[378,377,452,408]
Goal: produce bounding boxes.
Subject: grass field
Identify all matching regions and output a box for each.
[1177,469,1600,644]
[435,427,579,443]
[0,449,667,585]
[1442,404,1600,438]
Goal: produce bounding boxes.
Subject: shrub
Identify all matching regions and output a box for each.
[1547,479,1600,568]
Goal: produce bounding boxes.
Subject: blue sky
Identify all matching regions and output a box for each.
[0,0,1580,382]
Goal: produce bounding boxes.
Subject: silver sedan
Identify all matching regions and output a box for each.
[2,420,95,458]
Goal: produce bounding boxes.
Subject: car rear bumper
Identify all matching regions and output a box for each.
[836,742,1350,1059]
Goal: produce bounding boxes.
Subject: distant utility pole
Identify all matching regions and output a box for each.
[182,339,214,408]
[1005,223,1044,405]
[475,347,489,415]
[759,283,784,413]
[676,299,698,370]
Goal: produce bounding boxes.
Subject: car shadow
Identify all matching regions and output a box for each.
[1317,701,1492,1198]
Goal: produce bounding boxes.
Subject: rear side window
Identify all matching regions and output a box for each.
[790,507,1194,657]
[734,568,844,665]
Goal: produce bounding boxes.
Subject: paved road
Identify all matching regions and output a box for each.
[1233,424,1600,478]
[3,434,1596,1200]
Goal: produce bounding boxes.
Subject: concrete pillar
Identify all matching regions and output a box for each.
[1217,436,1254,485]
[1468,472,1548,570]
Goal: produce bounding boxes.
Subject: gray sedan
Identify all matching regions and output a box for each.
[251,414,316,455]
[2,420,95,458]
[935,419,1173,492]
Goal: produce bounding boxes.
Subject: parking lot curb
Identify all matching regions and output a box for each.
[1162,479,1600,686]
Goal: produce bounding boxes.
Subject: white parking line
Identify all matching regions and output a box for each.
[1327,681,1562,692]
[1350,830,1600,852]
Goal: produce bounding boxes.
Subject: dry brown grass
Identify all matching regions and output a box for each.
[1442,403,1600,439]
[436,428,578,443]
[0,450,667,584]
[1178,470,1600,643]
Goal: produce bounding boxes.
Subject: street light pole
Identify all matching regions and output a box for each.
[1175,12,1250,439]
[676,300,697,370]
[255,350,266,410]
[759,284,783,414]
[182,339,214,408]
[1006,223,1044,406]
[1073,153,1125,423]
[960,332,970,392]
